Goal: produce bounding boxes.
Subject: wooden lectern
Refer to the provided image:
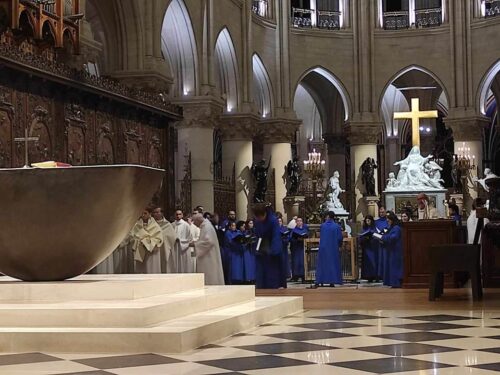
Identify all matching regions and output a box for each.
[402,220,457,288]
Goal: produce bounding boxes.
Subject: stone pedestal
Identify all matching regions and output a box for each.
[364,196,380,218]
[283,195,305,222]
[384,189,448,218]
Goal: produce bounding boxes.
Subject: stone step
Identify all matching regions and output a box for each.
[0,285,255,328]
[0,296,303,353]
[0,274,205,302]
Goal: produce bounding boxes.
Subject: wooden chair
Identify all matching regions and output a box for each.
[428,244,482,301]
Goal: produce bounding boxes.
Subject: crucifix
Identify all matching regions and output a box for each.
[14,127,39,168]
[393,98,438,147]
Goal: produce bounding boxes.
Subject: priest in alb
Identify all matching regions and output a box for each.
[174,209,194,273]
[130,208,164,273]
[152,207,177,273]
[192,214,225,285]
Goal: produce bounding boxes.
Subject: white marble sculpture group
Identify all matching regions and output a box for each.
[385,145,445,192]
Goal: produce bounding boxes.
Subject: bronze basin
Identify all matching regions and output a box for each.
[0,165,164,281]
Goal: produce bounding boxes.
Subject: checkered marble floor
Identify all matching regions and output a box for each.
[4,310,500,374]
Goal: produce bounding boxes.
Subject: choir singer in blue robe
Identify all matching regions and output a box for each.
[315,211,343,287]
[253,204,284,289]
[360,215,379,282]
[375,206,389,281]
[289,217,308,282]
[278,217,290,288]
[379,211,403,288]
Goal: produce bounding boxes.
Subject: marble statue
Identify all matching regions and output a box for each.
[326,171,347,212]
[386,172,399,188]
[385,145,445,191]
[475,168,498,193]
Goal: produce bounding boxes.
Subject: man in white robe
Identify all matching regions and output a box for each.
[153,207,177,273]
[192,214,225,285]
[174,209,194,273]
[130,208,164,273]
[467,198,489,244]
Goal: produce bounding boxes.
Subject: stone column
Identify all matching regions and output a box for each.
[176,99,223,213]
[261,119,300,215]
[446,115,489,212]
[346,122,381,222]
[219,114,258,220]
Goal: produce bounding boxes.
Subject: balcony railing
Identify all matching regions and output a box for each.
[485,0,500,17]
[415,7,442,28]
[383,11,409,30]
[252,0,269,18]
[317,10,341,30]
[291,8,342,30]
[292,7,313,28]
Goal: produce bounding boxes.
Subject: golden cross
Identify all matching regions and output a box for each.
[393,98,438,147]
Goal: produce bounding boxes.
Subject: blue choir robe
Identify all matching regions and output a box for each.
[316,220,343,285]
[381,224,403,287]
[222,230,233,284]
[280,225,291,288]
[227,230,246,283]
[360,226,379,280]
[254,209,283,289]
[375,217,389,279]
[244,230,256,282]
[289,225,309,279]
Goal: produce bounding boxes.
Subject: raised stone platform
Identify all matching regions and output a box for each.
[0,275,302,353]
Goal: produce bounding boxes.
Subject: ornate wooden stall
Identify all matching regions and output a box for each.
[0,1,182,211]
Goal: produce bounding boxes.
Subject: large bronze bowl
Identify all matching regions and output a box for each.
[0,165,164,281]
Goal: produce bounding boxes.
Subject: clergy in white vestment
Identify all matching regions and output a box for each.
[129,208,164,273]
[192,214,225,285]
[113,235,134,273]
[416,193,438,220]
[467,198,489,244]
[153,207,177,273]
[174,209,194,273]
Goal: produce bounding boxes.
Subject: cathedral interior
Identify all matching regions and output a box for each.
[0,1,500,374]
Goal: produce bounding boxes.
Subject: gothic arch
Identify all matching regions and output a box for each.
[379,65,449,143]
[252,53,273,118]
[161,0,199,97]
[378,64,450,116]
[294,67,351,121]
[478,59,500,116]
[214,27,239,113]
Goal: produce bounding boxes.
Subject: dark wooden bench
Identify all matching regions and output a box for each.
[428,244,482,301]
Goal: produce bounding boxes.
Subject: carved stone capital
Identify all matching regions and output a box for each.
[345,121,381,145]
[444,116,489,142]
[176,98,224,130]
[219,114,260,141]
[259,118,301,144]
[323,133,346,153]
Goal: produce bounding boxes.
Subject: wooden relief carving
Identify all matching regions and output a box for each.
[28,119,51,163]
[0,111,11,168]
[124,125,143,165]
[148,134,162,168]
[65,103,86,165]
[96,123,114,165]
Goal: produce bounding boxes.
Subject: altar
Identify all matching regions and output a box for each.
[385,189,447,218]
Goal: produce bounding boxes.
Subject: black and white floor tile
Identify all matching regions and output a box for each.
[4,310,500,374]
